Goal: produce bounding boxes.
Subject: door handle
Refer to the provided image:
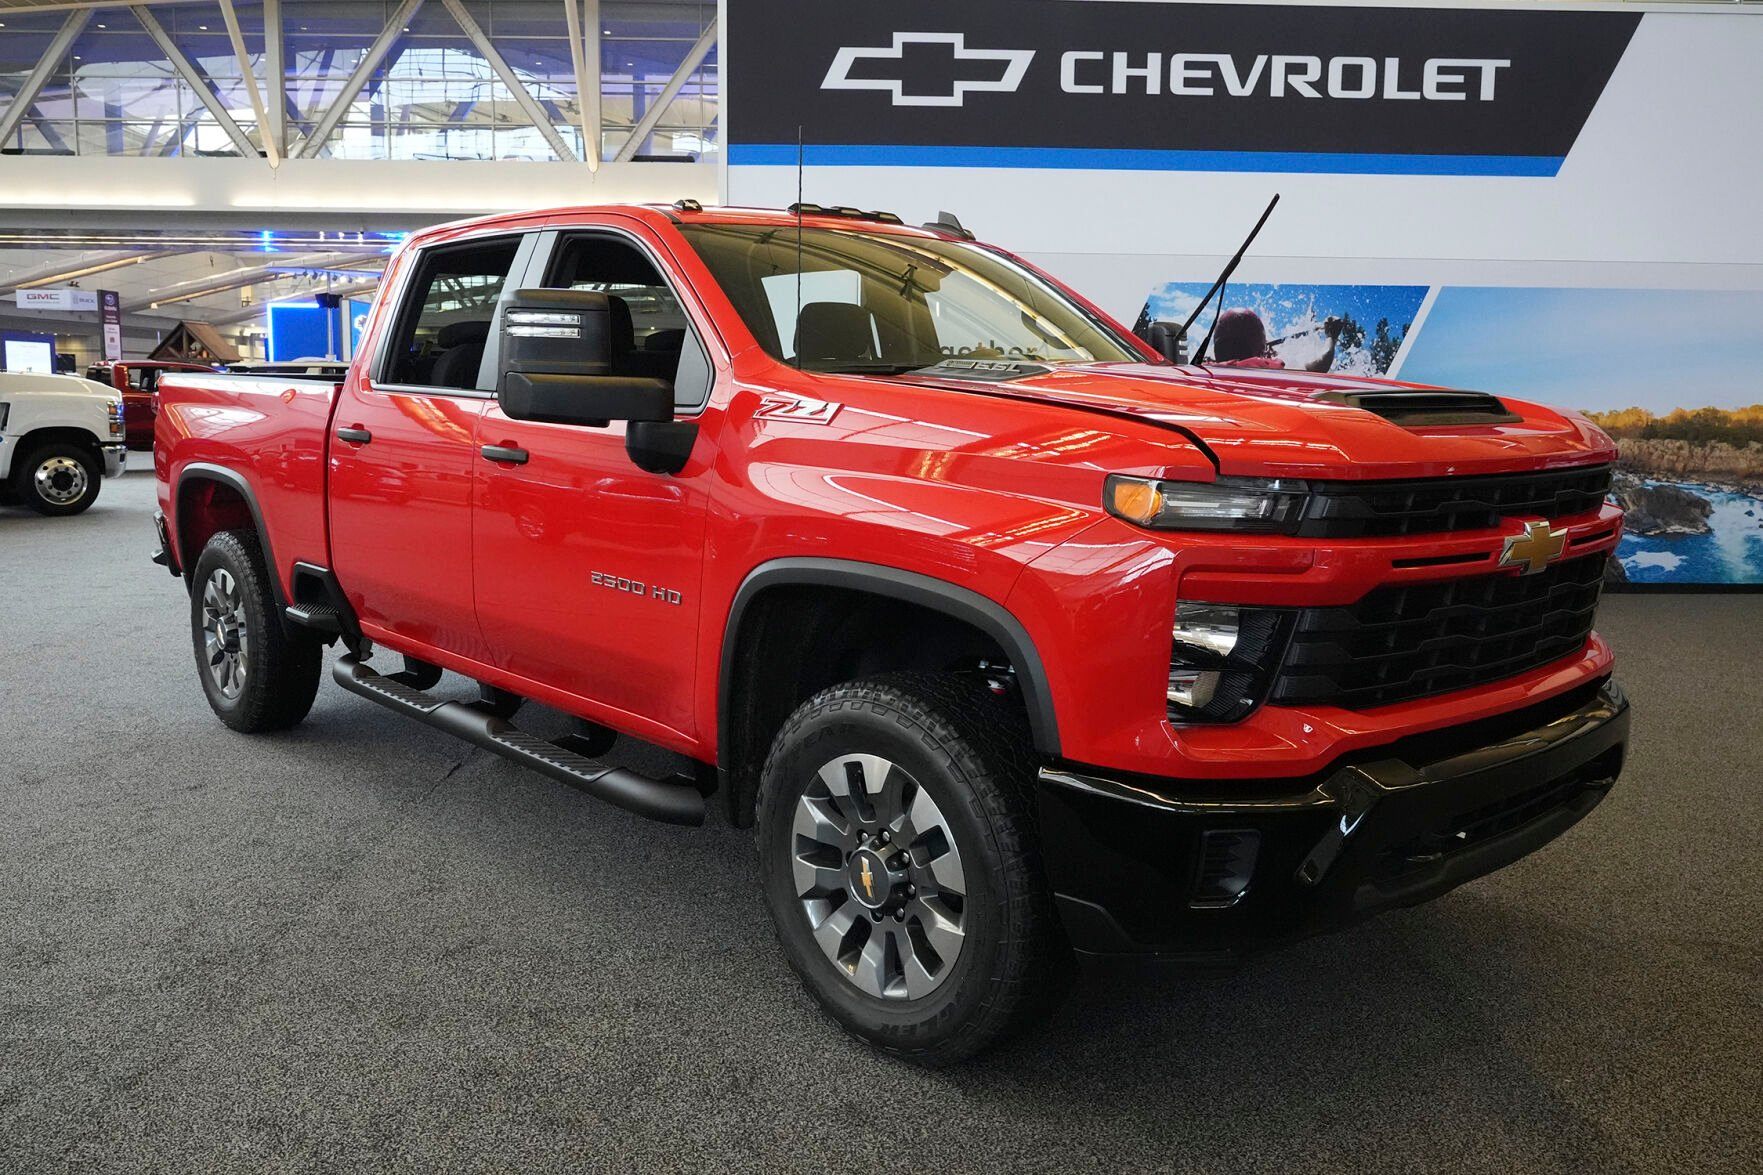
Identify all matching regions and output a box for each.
[480,444,529,465]
[336,426,372,444]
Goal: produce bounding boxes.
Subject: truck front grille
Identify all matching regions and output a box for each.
[1269,553,1607,710]
[1298,463,1612,538]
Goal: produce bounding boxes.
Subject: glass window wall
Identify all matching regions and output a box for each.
[0,1,717,161]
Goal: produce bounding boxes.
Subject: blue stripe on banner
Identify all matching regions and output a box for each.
[727,143,1564,178]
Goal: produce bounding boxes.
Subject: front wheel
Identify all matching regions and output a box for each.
[14,441,100,515]
[756,672,1071,1065]
[189,530,322,732]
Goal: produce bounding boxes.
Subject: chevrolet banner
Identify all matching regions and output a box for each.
[727,0,1639,176]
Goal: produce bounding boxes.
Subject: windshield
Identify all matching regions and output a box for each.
[676,223,1140,373]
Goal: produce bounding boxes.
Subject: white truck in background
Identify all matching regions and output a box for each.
[0,372,128,515]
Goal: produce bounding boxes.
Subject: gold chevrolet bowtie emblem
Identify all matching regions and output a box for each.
[1499,519,1568,575]
[859,857,875,900]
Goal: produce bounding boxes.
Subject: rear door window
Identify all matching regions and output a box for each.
[383,237,523,392]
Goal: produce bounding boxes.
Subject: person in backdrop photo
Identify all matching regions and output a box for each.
[1210,307,1343,371]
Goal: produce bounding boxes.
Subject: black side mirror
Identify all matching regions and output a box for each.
[499,288,612,376]
[1141,320,1187,364]
[499,370,673,429]
[496,288,698,475]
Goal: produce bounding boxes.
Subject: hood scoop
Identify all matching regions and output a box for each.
[1308,389,1521,428]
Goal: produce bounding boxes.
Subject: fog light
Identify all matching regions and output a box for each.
[1173,602,1240,660]
[1167,668,1221,710]
[1166,602,1293,724]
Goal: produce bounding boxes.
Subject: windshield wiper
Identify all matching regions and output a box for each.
[809,361,942,376]
[810,357,1061,379]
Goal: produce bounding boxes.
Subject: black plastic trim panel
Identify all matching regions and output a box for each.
[174,463,285,611]
[720,558,1060,758]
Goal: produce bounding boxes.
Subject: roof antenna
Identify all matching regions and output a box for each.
[1179,193,1280,364]
[794,125,804,370]
[921,210,974,240]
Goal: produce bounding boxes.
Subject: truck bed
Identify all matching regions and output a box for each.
[155,371,342,599]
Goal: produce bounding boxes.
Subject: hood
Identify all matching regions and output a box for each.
[895,361,1615,481]
[0,373,119,403]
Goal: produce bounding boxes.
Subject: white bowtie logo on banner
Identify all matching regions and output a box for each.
[821,32,1035,108]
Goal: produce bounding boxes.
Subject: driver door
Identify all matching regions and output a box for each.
[471,226,718,742]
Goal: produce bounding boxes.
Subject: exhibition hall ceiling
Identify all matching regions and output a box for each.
[0,242,386,323]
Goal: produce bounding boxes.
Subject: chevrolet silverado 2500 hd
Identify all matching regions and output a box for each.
[153,202,1630,1064]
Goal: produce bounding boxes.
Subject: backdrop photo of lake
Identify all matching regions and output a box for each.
[1397,286,1763,586]
[1615,480,1763,584]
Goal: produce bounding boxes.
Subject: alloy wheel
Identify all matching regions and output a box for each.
[791,753,968,1000]
[34,456,88,506]
[201,568,249,699]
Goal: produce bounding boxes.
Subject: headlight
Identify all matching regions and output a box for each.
[1167,601,1293,723]
[1106,474,1308,533]
[106,399,125,438]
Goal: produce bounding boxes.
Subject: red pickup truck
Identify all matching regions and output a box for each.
[85,360,215,448]
[153,201,1629,1064]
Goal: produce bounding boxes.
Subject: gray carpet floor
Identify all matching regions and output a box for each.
[2,468,1758,1173]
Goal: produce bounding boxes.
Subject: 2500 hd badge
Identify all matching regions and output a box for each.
[592,569,683,605]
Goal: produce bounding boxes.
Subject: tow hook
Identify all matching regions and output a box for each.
[1295,764,1388,886]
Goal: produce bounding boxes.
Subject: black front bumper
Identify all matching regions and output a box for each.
[1038,678,1629,959]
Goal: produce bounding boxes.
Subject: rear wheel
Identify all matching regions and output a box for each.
[189,530,322,732]
[14,441,100,515]
[756,672,1070,1065]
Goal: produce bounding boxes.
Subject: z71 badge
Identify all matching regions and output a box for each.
[755,394,841,425]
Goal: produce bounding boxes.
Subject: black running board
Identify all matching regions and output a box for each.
[332,654,704,826]
[285,602,344,635]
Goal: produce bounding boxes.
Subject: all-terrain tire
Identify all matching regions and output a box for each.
[756,671,1072,1065]
[189,529,322,732]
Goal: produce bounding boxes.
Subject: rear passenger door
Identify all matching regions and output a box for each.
[328,232,535,662]
[471,225,716,741]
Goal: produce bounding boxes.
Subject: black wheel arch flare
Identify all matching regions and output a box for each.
[717,558,1063,816]
[174,463,286,610]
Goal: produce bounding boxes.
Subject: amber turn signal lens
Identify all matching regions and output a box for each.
[1108,479,1164,524]
[1104,473,1310,533]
